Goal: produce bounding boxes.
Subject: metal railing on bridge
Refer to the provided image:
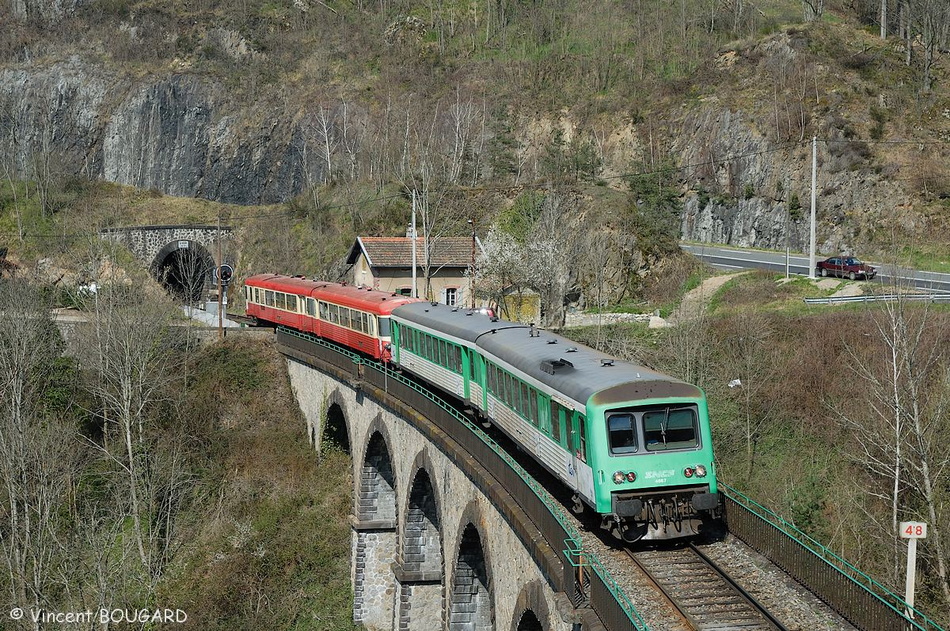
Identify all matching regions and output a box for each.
[724,485,944,631]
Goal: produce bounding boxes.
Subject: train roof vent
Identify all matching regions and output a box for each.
[566,347,577,352]
[540,358,574,374]
[601,359,615,367]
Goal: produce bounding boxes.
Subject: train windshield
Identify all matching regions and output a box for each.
[606,405,700,455]
[643,407,699,452]
[378,317,391,337]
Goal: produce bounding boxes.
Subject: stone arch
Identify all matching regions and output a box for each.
[323,388,351,453]
[401,451,444,575]
[358,424,397,524]
[449,511,494,630]
[393,452,445,631]
[509,581,550,631]
[353,422,398,628]
[149,239,215,303]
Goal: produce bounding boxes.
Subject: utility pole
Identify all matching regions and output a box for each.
[411,190,418,299]
[809,136,818,279]
[217,214,223,341]
[467,218,476,308]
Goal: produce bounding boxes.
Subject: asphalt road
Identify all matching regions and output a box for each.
[680,244,950,294]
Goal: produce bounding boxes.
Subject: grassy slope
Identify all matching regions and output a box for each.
[160,337,358,631]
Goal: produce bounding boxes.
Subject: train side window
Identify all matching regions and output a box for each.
[265,290,274,307]
[306,298,316,317]
[275,293,286,310]
[607,414,637,455]
[286,294,297,312]
[529,388,539,426]
[577,414,588,462]
[520,383,530,417]
[549,399,560,442]
[253,288,259,303]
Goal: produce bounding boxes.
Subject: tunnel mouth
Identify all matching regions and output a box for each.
[152,242,215,304]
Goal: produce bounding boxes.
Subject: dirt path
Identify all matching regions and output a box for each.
[669,272,746,323]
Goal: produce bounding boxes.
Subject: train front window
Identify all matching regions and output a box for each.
[607,414,638,455]
[643,407,699,452]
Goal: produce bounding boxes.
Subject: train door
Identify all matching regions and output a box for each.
[551,400,577,489]
[571,410,595,501]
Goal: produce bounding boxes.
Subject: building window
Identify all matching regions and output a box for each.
[444,287,457,306]
[397,287,412,296]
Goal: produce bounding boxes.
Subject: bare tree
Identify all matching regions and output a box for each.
[718,313,782,483]
[0,279,73,629]
[840,285,950,605]
[73,275,183,580]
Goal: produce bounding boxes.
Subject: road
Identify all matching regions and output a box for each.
[680,244,950,294]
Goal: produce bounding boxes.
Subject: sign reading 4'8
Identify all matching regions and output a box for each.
[900,521,927,539]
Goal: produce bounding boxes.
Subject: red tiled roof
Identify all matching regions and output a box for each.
[346,237,476,268]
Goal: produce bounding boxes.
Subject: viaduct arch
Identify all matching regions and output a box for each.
[283,349,594,631]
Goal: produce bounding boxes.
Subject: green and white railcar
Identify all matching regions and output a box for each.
[391,302,720,542]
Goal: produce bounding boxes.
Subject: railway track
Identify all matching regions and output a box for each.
[628,543,788,631]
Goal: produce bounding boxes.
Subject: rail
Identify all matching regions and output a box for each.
[276,327,648,631]
[804,293,950,305]
[723,484,944,631]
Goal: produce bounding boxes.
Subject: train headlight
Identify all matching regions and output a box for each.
[626,471,636,482]
[695,464,707,478]
[612,471,625,484]
[683,467,694,478]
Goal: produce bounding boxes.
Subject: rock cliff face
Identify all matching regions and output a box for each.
[0,7,927,258]
[1,59,306,205]
[12,0,82,23]
[673,105,905,255]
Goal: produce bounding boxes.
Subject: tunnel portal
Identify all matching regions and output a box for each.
[151,240,216,304]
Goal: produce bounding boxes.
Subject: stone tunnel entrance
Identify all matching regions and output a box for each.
[150,240,216,304]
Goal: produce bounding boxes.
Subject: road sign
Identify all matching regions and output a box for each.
[900,522,927,539]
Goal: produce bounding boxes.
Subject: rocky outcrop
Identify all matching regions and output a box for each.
[1,59,307,205]
[12,0,84,23]
[674,105,904,255]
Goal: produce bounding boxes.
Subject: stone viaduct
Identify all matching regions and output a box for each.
[277,330,622,631]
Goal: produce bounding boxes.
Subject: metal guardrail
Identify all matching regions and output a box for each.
[804,293,950,305]
[723,484,944,631]
[276,327,648,631]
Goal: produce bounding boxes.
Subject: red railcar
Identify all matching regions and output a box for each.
[244,274,419,360]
